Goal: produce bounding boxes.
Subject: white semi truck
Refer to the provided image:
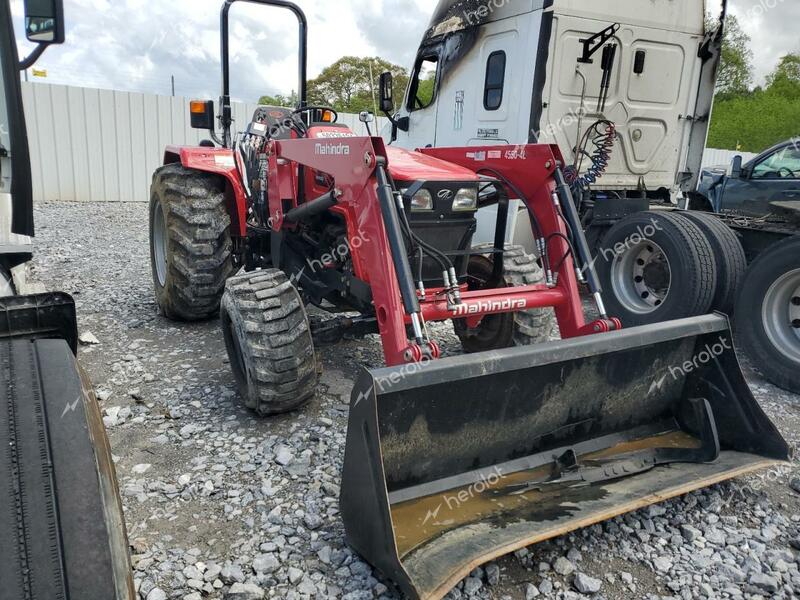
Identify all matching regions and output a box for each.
[381,0,725,247]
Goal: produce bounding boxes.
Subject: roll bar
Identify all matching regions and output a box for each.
[219,0,308,147]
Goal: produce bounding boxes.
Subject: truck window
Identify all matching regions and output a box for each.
[410,56,438,111]
[483,51,506,111]
[751,146,800,180]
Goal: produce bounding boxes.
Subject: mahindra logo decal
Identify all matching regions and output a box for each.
[451,298,528,316]
[314,142,351,156]
[437,189,454,200]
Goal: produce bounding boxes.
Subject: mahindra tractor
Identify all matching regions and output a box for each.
[147,2,788,598]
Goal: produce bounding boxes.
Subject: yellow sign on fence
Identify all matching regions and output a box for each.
[32,69,47,78]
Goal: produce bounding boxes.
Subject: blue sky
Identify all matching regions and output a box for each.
[10,0,798,101]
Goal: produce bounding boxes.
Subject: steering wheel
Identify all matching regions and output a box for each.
[778,167,797,178]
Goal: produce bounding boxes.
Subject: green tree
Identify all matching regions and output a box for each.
[306,56,409,114]
[766,53,800,97]
[258,91,298,107]
[715,15,753,98]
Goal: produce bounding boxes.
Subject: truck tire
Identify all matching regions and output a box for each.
[595,212,717,327]
[735,236,800,394]
[454,245,558,353]
[149,163,236,321]
[1,339,135,600]
[220,270,319,416]
[681,211,747,314]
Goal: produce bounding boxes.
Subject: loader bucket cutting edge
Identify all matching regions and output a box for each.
[340,315,790,600]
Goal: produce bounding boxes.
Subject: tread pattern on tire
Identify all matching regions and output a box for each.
[501,245,560,344]
[221,270,319,416]
[681,211,747,314]
[455,244,559,352]
[0,339,134,600]
[151,163,236,321]
[658,212,718,317]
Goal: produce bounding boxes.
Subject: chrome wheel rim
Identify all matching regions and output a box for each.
[610,240,672,314]
[152,199,168,287]
[762,268,800,363]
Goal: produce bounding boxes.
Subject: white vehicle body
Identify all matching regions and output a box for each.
[387,0,723,203]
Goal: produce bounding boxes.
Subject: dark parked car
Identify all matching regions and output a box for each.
[695,139,800,215]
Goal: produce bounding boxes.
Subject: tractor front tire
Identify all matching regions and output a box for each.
[149,163,236,321]
[220,270,319,416]
[454,245,558,353]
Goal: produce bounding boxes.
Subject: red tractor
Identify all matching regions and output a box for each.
[148,2,788,598]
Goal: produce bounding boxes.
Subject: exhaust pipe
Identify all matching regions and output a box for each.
[340,314,789,600]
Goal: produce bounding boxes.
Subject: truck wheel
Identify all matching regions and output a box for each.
[595,212,717,327]
[220,270,319,415]
[454,245,558,353]
[149,163,236,321]
[681,211,747,314]
[1,339,135,600]
[735,236,800,394]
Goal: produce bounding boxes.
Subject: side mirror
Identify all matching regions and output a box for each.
[379,72,395,114]
[359,111,375,124]
[190,100,216,131]
[24,0,65,44]
[729,155,743,179]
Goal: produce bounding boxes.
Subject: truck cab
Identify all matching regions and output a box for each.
[387,0,724,205]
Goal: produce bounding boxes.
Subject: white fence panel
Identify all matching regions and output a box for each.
[701,148,759,170]
[21,81,387,203]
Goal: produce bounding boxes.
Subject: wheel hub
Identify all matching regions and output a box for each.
[763,268,800,363]
[152,199,168,287]
[612,241,672,314]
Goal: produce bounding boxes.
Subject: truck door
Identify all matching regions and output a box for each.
[722,144,800,216]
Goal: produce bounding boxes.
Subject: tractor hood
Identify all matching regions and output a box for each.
[386,146,480,183]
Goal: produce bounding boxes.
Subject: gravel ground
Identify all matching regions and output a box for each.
[30,201,800,600]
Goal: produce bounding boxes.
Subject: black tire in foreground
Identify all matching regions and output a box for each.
[595,211,717,327]
[0,339,135,600]
[454,245,558,353]
[221,270,319,416]
[149,163,236,321]
[735,235,800,394]
[681,210,747,314]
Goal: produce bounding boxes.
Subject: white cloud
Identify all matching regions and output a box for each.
[11,0,796,100]
[12,0,431,101]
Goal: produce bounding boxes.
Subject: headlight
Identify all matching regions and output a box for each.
[452,188,478,212]
[409,189,433,211]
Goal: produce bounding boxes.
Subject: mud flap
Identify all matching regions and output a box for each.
[0,292,78,353]
[340,315,790,600]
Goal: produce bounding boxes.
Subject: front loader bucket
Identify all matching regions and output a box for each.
[340,315,789,600]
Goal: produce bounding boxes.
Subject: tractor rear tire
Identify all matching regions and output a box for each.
[595,212,717,327]
[149,163,236,321]
[220,270,319,416]
[681,211,747,314]
[735,236,800,394]
[454,245,558,353]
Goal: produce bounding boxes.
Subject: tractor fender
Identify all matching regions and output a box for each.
[162,145,247,237]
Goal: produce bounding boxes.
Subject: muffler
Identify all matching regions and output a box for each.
[340,315,789,600]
